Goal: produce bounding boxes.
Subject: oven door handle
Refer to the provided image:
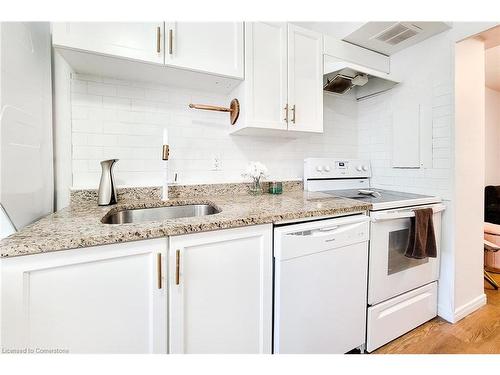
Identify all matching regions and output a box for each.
[371,203,446,223]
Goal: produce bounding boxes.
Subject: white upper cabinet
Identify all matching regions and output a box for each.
[165,22,244,78]
[287,24,323,133]
[1,240,167,353]
[52,22,165,64]
[231,23,323,135]
[243,22,288,131]
[168,225,273,354]
[52,22,245,91]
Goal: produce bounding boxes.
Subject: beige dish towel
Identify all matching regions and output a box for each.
[404,208,437,259]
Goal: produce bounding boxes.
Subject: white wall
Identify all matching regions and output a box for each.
[357,32,453,199]
[453,37,487,320]
[0,23,53,230]
[68,74,358,189]
[485,87,500,186]
[486,45,500,92]
[52,51,74,209]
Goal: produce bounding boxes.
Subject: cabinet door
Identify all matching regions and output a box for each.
[52,22,164,64]
[287,24,324,133]
[244,22,288,130]
[1,240,167,353]
[169,225,272,354]
[164,22,244,78]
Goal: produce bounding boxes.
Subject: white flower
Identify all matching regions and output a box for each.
[242,161,268,181]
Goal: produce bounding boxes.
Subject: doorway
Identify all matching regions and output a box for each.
[483,26,500,289]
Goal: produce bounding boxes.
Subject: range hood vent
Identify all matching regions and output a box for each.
[373,23,421,45]
[323,56,400,101]
[343,22,451,56]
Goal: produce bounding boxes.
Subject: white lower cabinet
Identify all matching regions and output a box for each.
[1,239,167,354]
[1,224,274,354]
[168,224,273,353]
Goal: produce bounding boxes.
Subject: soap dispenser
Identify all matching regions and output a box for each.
[98,159,118,206]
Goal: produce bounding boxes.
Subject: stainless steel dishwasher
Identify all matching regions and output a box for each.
[273,214,370,354]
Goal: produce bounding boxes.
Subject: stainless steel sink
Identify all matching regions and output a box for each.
[102,204,220,224]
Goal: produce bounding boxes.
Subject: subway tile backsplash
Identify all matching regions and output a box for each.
[70,71,452,200]
[70,74,358,188]
[357,83,453,199]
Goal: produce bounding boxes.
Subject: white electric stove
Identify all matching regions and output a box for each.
[304,158,440,210]
[304,158,445,352]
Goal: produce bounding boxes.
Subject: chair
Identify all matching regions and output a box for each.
[485,185,500,224]
[484,238,499,290]
[484,186,500,289]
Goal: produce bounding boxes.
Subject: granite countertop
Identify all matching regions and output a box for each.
[0,188,371,258]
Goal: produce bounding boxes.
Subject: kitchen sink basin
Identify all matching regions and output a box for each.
[102,204,220,224]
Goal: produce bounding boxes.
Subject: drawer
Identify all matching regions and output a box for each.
[366,282,437,352]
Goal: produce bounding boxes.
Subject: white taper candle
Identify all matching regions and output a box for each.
[162,128,169,145]
[162,128,169,201]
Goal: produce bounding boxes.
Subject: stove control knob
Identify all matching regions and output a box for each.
[356,165,362,172]
[324,166,331,172]
[316,166,323,172]
[362,165,369,171]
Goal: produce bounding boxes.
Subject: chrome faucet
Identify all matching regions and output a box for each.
[98,159,118,206]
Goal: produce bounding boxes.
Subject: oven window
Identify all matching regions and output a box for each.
[388,228,428,275]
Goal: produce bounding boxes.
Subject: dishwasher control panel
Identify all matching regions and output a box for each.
[274,215,369,261]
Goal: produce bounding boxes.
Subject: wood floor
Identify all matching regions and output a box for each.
[374,273,500,354]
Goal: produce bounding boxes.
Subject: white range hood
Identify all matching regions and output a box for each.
[323,55,400,101]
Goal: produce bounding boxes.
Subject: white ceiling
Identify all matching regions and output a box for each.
[292,22,365,40]
[486,45,500,92]
[294,22,451,56]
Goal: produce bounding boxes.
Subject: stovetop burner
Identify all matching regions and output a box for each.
[303,158,441,210]
[322,189,440,210]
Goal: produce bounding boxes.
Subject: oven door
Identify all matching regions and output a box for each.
[368,203,445,305]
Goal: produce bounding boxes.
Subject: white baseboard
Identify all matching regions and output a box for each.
[449,293,487,323]
[437,304,455,323]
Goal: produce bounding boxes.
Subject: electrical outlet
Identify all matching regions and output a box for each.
[212,156,222,171]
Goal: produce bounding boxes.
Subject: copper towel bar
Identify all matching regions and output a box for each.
[188,98,240,125]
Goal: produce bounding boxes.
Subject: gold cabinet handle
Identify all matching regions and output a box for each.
[175,249,180,285]
[156,26,161,53]
[291,105,296,124]
[168,29,173,55]
[156,253,162,289]
[284,104,289,123]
